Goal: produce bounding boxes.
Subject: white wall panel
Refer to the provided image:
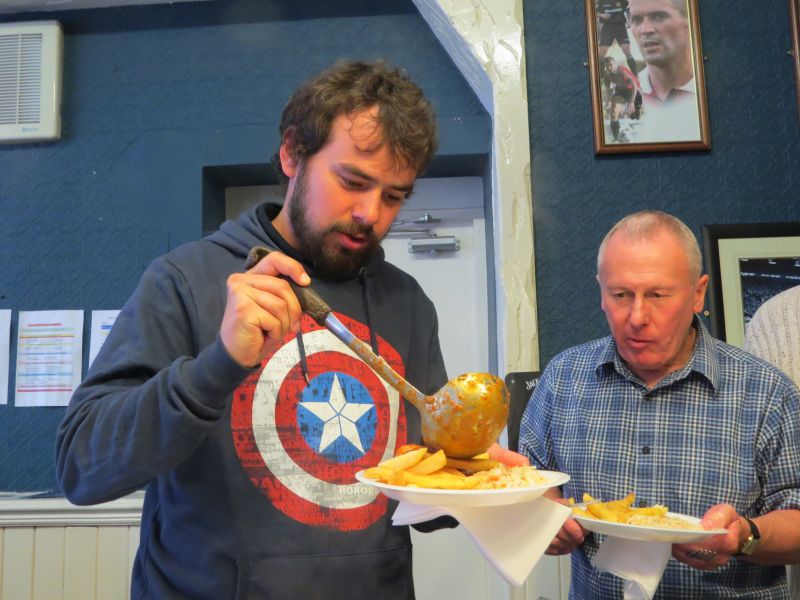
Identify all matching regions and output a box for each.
[127,526,139,596]
[97,527,130,600]
[0,497,141,600]
[63,528,97,600]
[0,529,4,596]
[32,527,65,600]
[3,527,35,600]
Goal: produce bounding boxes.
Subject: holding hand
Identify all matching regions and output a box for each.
[221,250,309,367]
[541,493,586,556]
[487,443,529,467]
[672,504,748,571]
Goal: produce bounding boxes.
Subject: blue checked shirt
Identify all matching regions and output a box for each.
[519,318,800,599]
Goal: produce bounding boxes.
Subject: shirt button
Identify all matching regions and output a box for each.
[642,446,651,454]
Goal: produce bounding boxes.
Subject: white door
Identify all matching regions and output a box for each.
[382,217,510,600]
[382,181,568,600]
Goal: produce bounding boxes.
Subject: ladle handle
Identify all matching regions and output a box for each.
[245,246,335,326]
[245,246,429,408]
[323,313,429,409]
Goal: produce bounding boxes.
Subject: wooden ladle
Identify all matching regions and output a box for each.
[246,246,510,458]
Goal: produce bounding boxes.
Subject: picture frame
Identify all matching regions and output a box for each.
[701,222,800,348]
[585,0,711,154]
[790,0,800,115]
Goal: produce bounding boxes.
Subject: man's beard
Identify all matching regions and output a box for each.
[288,167,381,279]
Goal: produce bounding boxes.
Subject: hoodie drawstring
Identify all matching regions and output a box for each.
[294,268,378,385]
[360,267,380,355]
[295,331,311,385]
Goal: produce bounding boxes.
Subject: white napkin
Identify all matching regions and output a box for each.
[392,496,571,587]
[591,537,671,600]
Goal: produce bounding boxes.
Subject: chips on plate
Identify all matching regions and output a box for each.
[362,444,548,490]
[570,492,701,530]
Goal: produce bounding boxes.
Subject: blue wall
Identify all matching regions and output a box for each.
[524,0,800,365]
[0,0,487,492]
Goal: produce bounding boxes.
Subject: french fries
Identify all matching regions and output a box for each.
[362,445,543,490]
[375,447,428,471]
[406,449,447,475]
[569,492,670,524]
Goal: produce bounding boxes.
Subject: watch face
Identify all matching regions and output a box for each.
[741,537,760,555]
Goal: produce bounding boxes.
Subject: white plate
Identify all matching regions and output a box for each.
[355,469,569,508]
[574,512,728,543]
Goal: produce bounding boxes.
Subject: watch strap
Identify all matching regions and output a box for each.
[736,516,761,556]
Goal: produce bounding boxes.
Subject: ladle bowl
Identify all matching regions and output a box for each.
[246,247,510,458]
[416,372,509,458]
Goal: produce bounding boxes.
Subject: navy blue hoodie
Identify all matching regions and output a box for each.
[56,203,448,599]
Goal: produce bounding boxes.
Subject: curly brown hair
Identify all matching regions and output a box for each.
[272,60,437,183]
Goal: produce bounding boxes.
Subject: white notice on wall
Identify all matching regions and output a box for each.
[0,309,10,406]
[89,310,120,368]
[15,310,84,407]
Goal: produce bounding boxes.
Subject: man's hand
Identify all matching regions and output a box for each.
[672,504,747,571]
[482,448,586,555]
[220,251,310,367]
[487,442,529,466]
[544,494,586,555]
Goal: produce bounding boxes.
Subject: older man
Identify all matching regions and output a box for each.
[628,0,701,142]
[520,211,800,598]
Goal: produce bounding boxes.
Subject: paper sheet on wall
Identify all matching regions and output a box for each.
[89,310,120,368]
[0,309,10,406]
[15,310,84,407]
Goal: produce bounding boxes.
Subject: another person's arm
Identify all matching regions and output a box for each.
[673,377,800,569]
[518,368,587,554]
[673,506,800,569]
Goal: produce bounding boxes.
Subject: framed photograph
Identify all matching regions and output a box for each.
[585,0,711,154]
[701,222,800,348]
[791,0,800,115]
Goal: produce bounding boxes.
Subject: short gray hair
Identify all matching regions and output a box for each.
[597,210,702,280]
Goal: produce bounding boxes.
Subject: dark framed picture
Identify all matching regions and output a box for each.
[701,222,800,347]
[585,0,711,154]
[791,0,800,115]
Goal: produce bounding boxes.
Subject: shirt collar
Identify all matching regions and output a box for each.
[638,66,696,97]
[594,315,720,391]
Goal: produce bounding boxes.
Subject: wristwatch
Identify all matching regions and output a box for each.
[737,516,761,556]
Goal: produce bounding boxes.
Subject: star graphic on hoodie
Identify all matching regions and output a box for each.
[299,374,374,454]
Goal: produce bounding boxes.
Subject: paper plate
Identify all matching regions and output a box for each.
[574,512,728,543]
[355,469,569,508]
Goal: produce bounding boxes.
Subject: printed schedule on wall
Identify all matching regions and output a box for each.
[0,309,10,406]
[89,309,119,368]
[15,310,84,407]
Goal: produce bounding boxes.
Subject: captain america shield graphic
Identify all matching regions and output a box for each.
[231,313,407,531]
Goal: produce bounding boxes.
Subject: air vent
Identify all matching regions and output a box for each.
[0,21,62,144]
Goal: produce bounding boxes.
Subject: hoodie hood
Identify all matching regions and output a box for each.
[205,202,279,261]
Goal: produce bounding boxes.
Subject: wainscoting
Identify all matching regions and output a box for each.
[0,496,142,600]
[0,494,570,600]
